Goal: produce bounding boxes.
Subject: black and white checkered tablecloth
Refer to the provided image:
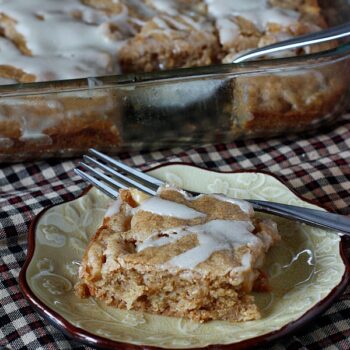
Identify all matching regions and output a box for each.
[1,114,350,350]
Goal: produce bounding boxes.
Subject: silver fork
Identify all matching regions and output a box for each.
[233,22,350,63]
[74,149,350,236]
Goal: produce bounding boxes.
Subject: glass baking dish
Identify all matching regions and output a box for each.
[1,1,350,162]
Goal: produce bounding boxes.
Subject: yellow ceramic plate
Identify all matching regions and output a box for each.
[20,164,349,350]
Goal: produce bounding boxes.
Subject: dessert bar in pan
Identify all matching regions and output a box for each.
[0,0,347,160]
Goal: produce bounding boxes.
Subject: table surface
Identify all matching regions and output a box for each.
[1,114,349,350]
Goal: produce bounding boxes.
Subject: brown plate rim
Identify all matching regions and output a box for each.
[19,163,350,350]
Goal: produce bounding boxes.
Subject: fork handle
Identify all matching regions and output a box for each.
[233,22,350,63]
[249,200,350,236]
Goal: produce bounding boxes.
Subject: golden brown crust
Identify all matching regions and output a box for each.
[118,15,220,73]
[231,63,348,135]
[0,91,121,160]
[0,13,32,56]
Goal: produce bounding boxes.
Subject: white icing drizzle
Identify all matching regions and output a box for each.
[151,13,205,34]
[158,186,253,215]
[0,137,14,148]
[0,77,17,85]
[137,219,261,269]
[205,0,300,45]
[211,194,254,215]
[208,0,268,14]
[206,0,300,29]
[250,8,300,31]
[105,197,122,218]
[0,0,136,81]
[162,15,190,31]
[148,0,179,16]
[0,36,108,82]
[239,252,252,271]
[216,18,240,46]
[134,197,206,219]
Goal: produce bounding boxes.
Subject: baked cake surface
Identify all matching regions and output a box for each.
[0,0,326,84]
[0,0,345,160]
[76,186,280,323]
[0,0,331,83]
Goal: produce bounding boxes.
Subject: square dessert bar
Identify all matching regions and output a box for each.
[76,186,280,323]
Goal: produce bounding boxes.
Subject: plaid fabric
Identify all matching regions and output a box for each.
[1,114,350,350]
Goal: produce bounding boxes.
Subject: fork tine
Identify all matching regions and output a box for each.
[80,162,157,196]
[89,148,164,187]
[74,168,119,199]
[83,155,158,195]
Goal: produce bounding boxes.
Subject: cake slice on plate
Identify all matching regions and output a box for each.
[76,186,280,323]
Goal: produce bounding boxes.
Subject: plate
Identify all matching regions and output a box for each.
[19,164,350,349]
